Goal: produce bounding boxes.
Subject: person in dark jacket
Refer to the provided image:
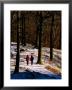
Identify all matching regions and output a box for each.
[26,55,29,65]
[30,55,34,65]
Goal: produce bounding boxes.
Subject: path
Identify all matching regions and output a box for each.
[11,64,61,79]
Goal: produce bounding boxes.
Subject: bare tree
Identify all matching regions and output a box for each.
[21,12,26,46]
[34,12,40,48]
[50,12,54,61]
[14,11,20,73]
[37,12,43,64]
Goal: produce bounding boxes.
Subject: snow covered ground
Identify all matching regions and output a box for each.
[10,42,61,79]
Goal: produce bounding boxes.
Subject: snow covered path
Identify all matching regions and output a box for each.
[11,71,61,79]
[11,43,61,79]
[11,64,61,79]
[19,64,54,74]
[11,65,61,79]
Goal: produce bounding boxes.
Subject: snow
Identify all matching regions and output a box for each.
[11,71,61,79]
[10,42,61,79]
[21,64,54,75]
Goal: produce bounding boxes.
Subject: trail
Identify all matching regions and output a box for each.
[11,43,61,79]
[11,64,61,79]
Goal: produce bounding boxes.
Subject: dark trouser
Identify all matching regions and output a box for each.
[31,60,33,65]
[27,60,28,65]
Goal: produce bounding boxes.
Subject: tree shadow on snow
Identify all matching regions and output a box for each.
[11,70,61,79]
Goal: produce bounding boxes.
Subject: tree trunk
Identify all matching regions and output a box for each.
[37,12,42,64]
[50,14,54,61]
[14,11,20,73]
[34,12,39,48]
[21,14,26,46]
[59,23,61,49]
[35,25,39,48]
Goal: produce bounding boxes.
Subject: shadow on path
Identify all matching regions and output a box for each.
[11,70,61,79]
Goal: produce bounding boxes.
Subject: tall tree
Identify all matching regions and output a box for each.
[37,12,42,64]
[50,13,54,61]
[34,12,40,48]
[14,11,20,73]
[21,12,26,46]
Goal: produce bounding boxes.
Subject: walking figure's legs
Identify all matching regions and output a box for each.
[27,61,28,65]
[31,61,33,65]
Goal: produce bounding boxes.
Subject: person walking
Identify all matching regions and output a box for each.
[30,55,34,65]
[26,55,29,65]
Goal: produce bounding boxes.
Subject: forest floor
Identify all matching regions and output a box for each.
[11,42,61,79]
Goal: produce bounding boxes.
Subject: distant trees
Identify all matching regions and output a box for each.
[37,11,55,63]
[11,11,61,69]
[11,12,17,42]
[11,11,61,49]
